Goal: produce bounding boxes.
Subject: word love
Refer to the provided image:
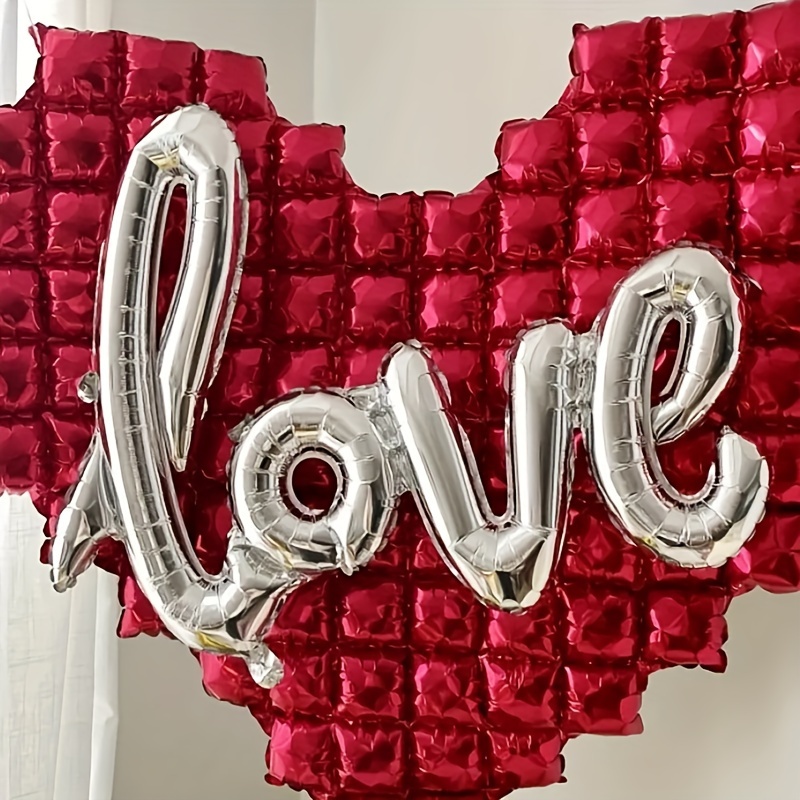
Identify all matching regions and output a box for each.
[50,106,769,688]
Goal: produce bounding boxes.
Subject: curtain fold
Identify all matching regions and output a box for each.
[0,3,117,800]
[0,495,119,800]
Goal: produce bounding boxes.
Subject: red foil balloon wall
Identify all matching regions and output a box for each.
[2,2,800,796]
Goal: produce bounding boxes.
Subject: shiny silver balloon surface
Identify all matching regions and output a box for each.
[584,246,769,568]
[52,105,294,687]
[229,389,398,577]
[377,245,767,601]
[382,323,576,611]
[50,104,769,690]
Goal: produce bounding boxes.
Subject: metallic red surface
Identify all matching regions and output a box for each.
[3,5,800,797]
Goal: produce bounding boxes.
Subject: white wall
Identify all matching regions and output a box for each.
[78,1,800,798]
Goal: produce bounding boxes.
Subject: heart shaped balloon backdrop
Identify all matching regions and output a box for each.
[2,1,800,796]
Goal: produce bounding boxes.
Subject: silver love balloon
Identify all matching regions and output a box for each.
[586,246,769,568]
[50,104,769,687]
[52,105,298,688]
[229,389,398,577]
[378,246,768,606]
[381,322,576,611]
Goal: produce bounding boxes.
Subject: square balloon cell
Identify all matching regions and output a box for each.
[335,722,406,792]
[561,584,639,661]
[267,720,335,793]
[42,414,93,493]
[45,112,117,183]
[744,261,800,336]
[339,577,405,643]
[562,666,645,735]
[571,184,648,262]
[562,503,640,585]
[484,594,558,661]
[413,654,481,724]
[739,85,800,170]
[490,267,565,339]
[421,191,492,266]
[118,574,163,638]
[412,725,485,792]
[122,35,198,111]
[274,195,343,264]
[0,267,40,336]
[736,345,800,422]
[742,1,800,85]
[344,192,416,266]
[496,117,571,191]
[199,653,269,708]
[482,657,559,728]
[269,271,341,339]
[269,345,336,395]
[565,264,630,332]
[208,346,266,414]
[651,178,730,250]
[231,119,273,191]
[417,271,483,342]
[202,49,274,119]
[49,344,92,410]
[0,110,37,180]
[0,187,38,259]
[338,654,405,720]
[644,589,730,670]
[243,196,270,264]
[573,109,649,184]
[494,193,567,263]
[275,123,346,192]
[657,12,737,95]
[267,578,333,648]
[744,512,800,594]
[41,29,118,105]
[0,343,44,412]
[487,730,564,790]
[341,346,387,388]
[412,527,451,574]
[125,116,156,154]
[748,434,800,506]
[423,346,484,418]
[229,273,269,338]
[412,580,481,652]
[737,172,800,254]
[44,268,97,337]
[45,189,110,263]
[269,651,333,717]
[346,273,411,342]
[568,18,651,105]
[0,421,45,494]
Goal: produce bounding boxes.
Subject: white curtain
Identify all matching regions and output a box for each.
[0,3,117,800]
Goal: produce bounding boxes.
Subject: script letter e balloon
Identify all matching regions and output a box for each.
[586,247,769,568]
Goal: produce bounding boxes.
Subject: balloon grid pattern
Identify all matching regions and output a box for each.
[2,3,800,797]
